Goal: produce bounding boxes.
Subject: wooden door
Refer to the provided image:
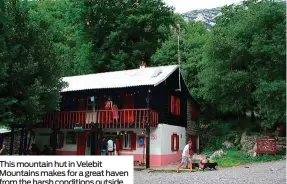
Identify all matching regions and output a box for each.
[121,94,135,123]
[77,132,86,155]
[188,135,199,154]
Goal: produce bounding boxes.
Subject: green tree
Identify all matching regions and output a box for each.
[198,0,286,128]
[71,0,175,72]
[151,19,218,121]
[28,0,93,76]
[0,0,64,126]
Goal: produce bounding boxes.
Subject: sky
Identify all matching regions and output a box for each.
[163,0,243,13]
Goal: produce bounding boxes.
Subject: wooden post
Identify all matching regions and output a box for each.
[23,128,28,155]
[90,122,98,155]
[19,128,24,155]
[51,121,58,155]
[9,126,15,155]
[145,124,150,169]
[26,129,33,154]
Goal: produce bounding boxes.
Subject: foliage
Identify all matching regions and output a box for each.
[0,0,64,126]
[71,0,175,72]
[208,149,283,167]
[196,0,286,128]
[0,1,16,125]
[28,0,93,76]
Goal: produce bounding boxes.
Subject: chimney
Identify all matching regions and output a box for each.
[140,61,147,69]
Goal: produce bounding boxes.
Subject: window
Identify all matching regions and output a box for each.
[87,96,96,110]
[49,132,64,149]
[171,133,179,151]
[66,132,77,144]
[121,132,136,150]
[170,95,180,116]
[122,134,131,149]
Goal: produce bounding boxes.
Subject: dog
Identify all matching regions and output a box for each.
[199,160,218,171]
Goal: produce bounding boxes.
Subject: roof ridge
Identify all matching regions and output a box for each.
[62,64,178,79]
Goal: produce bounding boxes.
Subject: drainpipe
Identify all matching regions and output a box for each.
[23,128,28,155]
[145,124,150,169]
[19,128,24,155]
[91,122,99,155]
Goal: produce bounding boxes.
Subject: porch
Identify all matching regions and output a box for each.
[40,109,158,129]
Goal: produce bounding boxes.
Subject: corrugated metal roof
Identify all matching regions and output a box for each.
[61,65,179,92]
[0,128,11,134]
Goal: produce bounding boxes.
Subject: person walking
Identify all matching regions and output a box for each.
[176,140,193,173]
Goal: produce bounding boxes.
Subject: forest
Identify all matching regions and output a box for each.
[0,0,285,136]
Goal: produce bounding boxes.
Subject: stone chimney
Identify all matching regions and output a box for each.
[140,61,147,69]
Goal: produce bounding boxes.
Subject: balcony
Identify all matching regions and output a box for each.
[40,109,158,129]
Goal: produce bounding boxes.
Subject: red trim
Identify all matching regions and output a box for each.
[176,134,179,151]
[77,132,86,155]
[170,96,180,116]
[130,132,136,150]
[171,133,179,151]
[40,109,158,129]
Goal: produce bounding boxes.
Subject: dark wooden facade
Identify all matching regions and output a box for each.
[41,68,199,129]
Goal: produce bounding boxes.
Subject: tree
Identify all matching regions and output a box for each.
[0,0,17,126]
[197,0,286,128]
[71,0,175,72]
[151,18,218,121]
[28,0,94,77]
[0,0,64,127]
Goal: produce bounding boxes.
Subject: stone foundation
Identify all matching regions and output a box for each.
[1,130,32,155]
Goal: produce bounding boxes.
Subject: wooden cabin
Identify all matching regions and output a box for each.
[35,64,200,167]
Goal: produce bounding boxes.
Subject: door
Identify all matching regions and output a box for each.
[121,93,135,123]
[86,132,91,155]
[188,135,199,154]
[77,132,86,155]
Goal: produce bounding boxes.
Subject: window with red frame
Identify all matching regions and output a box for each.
[170,95,180,116]
[49,132,64,149]
[120,131,136,150]
[171,133,179,151]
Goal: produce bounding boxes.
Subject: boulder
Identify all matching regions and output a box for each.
[222,141,234,148]
[211,149,225,158]
[240,132,256,152]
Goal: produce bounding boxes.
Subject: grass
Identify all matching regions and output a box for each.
[146,149,284,173]
[202,149,284,168]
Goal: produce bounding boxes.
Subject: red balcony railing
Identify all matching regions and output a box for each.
[39,109,158,129]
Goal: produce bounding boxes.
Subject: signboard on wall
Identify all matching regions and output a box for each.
[151,134,157,140]
[256,138,277,155]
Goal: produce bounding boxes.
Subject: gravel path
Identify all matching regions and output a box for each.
[134,160,286,184]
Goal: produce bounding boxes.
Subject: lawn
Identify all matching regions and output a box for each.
[201,149,284,168]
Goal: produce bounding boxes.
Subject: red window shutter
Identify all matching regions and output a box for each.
[130,132,136,150]
[170,96,175,113]
[176,135,179,151]
[171,134,174,151]
[176,98,180,115]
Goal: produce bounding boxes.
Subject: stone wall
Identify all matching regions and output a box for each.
[1,130,32,155]
[186,98,198,142]
[240,132,286,153]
